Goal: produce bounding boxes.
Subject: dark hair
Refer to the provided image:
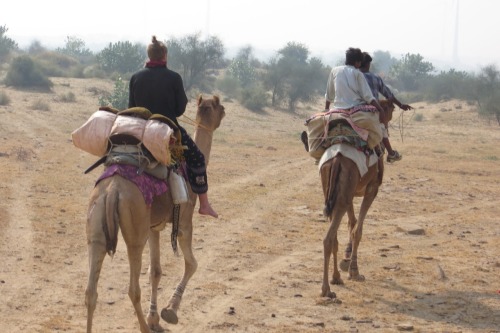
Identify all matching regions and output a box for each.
[345,47,363,66]
[361,52,372,68]
[147,35,167,61]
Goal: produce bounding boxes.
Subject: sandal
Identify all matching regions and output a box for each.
[387,150,402,163]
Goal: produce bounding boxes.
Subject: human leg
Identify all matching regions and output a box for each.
[180,127,218,218]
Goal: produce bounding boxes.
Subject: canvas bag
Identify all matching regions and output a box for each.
[71,110,117,157]
[305,113,332,159]
[349,110,382,149]
[142,119,175,166]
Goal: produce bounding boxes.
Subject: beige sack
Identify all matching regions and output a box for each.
[142,120,175,165]
[305,113,331,159]
[349,111,382,149]
[71,110,117,156]
[110,115,147,140]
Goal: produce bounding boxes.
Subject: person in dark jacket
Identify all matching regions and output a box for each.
[129,35,218,218]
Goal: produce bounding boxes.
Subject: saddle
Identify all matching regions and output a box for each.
[303,111,378,160]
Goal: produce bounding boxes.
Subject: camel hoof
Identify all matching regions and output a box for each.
[348,274,365,282]
[330,276,344,285]
[161,307,178,324]
[339,259,350,272]
[150,325,166,333]
[321,290,337,299]
[147,313,165,332]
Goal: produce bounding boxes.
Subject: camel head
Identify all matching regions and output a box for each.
[196,95,226,131]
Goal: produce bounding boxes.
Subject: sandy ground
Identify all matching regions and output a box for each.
[0,77,499,333]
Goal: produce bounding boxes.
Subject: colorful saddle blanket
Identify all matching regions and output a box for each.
[96,164,168,206]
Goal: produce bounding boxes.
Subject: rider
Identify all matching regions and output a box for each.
[324,47,387,149]
[129,36,218,218]
[359,52,413,163]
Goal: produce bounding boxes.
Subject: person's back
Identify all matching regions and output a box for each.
[129,62,187,126]
[326,65,375,110]
[128,36,218,218]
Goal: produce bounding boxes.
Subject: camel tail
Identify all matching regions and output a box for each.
[103,190,120,257]
[324,157,342,217]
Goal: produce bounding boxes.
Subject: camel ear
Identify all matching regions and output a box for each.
[213,95,220,106]
[197,95,203,106]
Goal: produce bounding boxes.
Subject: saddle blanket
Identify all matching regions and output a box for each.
[96,164,168,206]
[318,143,378,178]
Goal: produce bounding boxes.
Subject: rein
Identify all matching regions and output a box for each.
[391,108,415,143]
[179,114,213,132]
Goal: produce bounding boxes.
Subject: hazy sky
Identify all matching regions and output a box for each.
[3,0,499,71]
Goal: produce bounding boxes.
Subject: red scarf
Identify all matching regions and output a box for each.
[146,60,166,68]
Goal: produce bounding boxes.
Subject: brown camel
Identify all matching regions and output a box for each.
[319,100,394,299]
[84,95,225,333]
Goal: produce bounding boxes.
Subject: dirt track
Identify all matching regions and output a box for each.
[0,77,499,333]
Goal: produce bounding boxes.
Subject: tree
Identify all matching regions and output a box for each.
[27,40,46,55]
[263,42,328,111]
[371,50,396,75]
[390,53,435,91]
[474,65,500,125]
[227,46,257,88]
[56,36,93,63]
[96,41,145,75]
[166,33,225,91]
[422,69,472,102]
[0,25,18,62]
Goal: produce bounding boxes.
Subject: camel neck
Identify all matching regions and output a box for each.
[193,126,214,165]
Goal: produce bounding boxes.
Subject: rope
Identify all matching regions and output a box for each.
[179,114,212,131]
[390,108,416,143]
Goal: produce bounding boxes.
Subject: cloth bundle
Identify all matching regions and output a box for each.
[72,108,176,166]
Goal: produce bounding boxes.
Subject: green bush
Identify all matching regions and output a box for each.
[241,83,268,112]
[4,55,53,91]
[96,41,145,75]
[98,77,129,110]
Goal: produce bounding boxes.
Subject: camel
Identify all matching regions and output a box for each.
[319,100,394,299]
[84,95,225,333]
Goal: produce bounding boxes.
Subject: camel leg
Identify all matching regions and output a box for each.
[85,239,107,333]
[349,182,378,282]
[329,223,344,286]
[322,206,346,297]
[340,204,356,272]
[161,217,198,324]
[345,204,356,259]
[126,243,151,333]
[85,199,108,333]
[147,230,164,333]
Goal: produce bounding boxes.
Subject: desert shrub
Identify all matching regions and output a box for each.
[30,99,50,111]
[4,55,53,91]
[414,113,424,122]
[241,83,268,112]
[0,91,10,105]
[216,75,241,99]
[11,146,36,161]
[59,91,76,103]
[98,77,128,110]
[83,65,107,79]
